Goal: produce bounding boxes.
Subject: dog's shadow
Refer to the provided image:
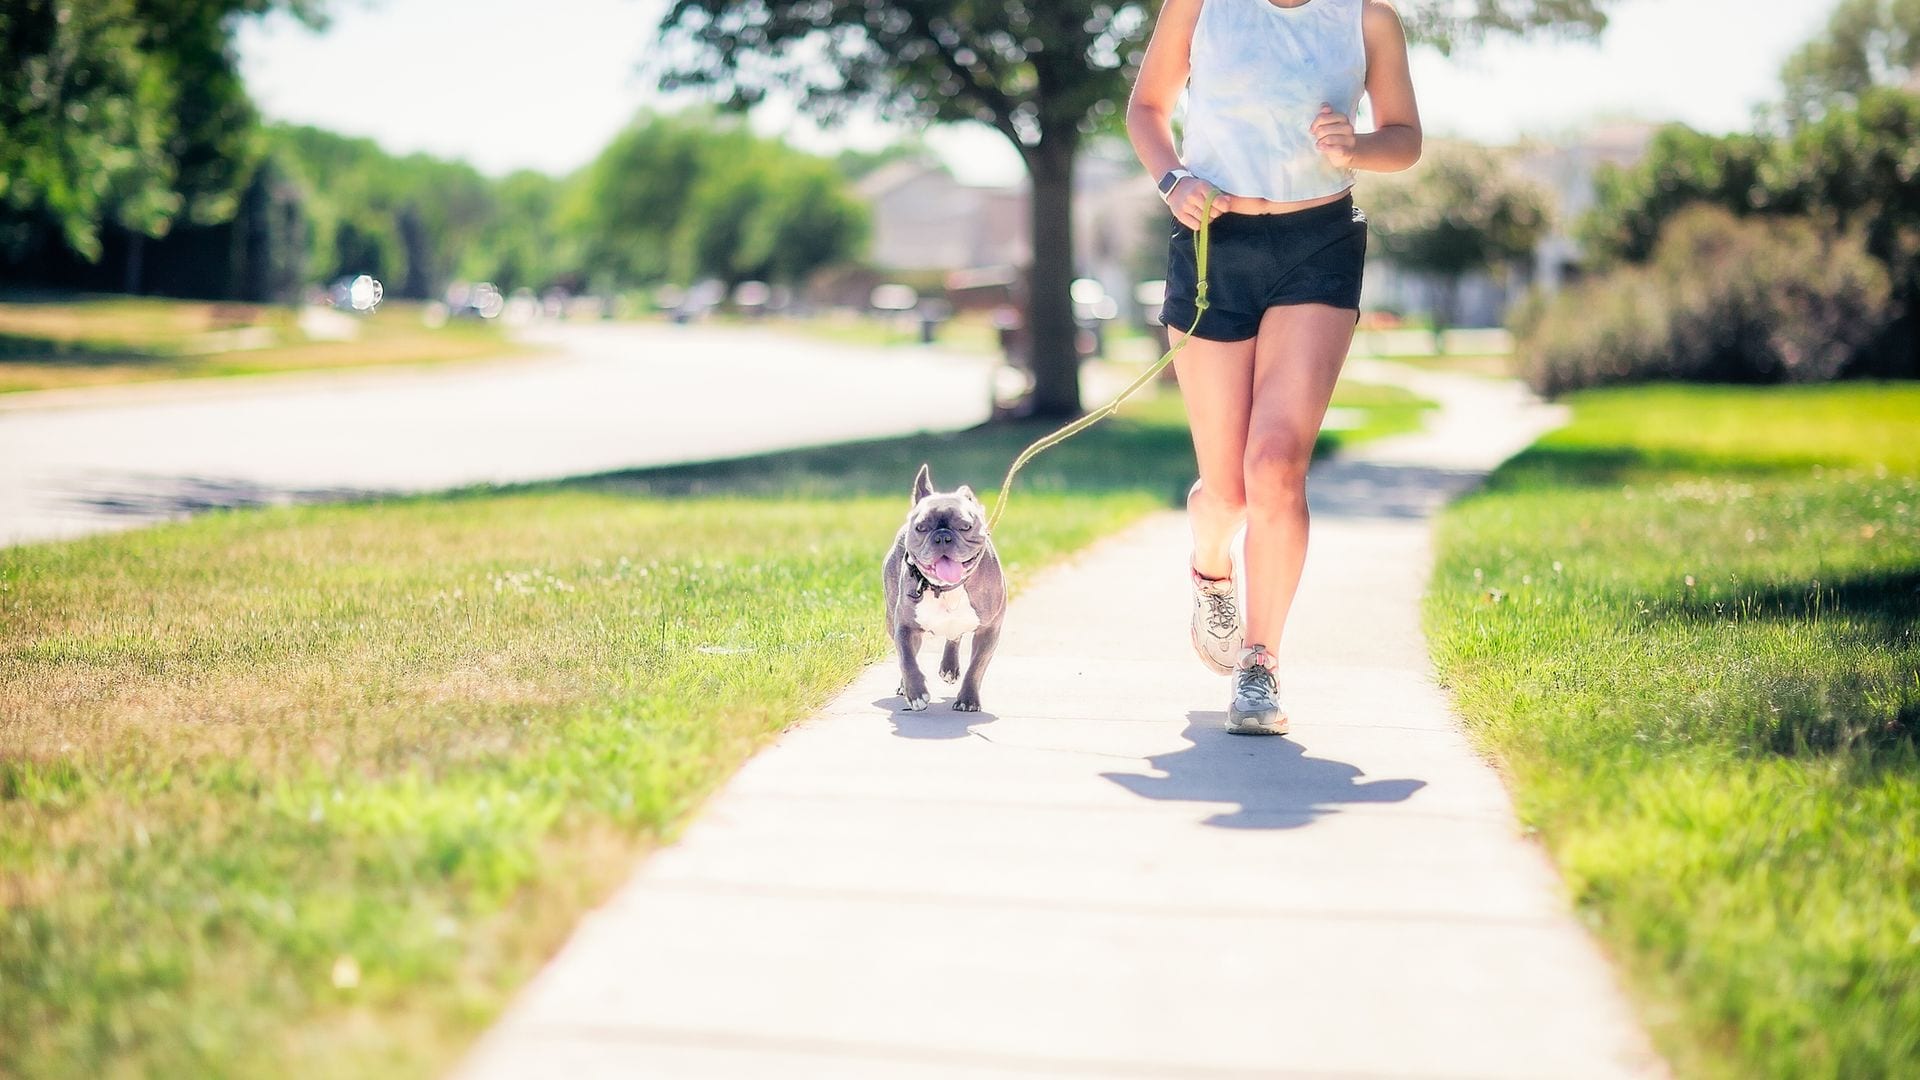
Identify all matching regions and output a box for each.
[873,695,999,739]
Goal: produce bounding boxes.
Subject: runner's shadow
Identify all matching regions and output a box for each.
[874,696,999,740]
[1101,712,1425,829]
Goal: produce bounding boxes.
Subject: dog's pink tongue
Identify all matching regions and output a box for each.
[931,555,966,584]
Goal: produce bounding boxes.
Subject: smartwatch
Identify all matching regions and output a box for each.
[1156,168,1194,200]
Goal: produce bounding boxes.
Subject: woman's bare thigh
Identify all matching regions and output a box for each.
[1171,330,1257,501]
[1247,304,1358,462]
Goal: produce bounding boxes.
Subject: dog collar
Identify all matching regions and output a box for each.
[907,558,966,600]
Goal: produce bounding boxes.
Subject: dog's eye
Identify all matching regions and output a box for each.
[914,523,929,533]
[958,520,973,531]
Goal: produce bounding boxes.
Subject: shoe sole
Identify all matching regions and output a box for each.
[1225,710,1290,736]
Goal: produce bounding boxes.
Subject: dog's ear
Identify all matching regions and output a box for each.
[911,463,934,505]
[956,484,978,504]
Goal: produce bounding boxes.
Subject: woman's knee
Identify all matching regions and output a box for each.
[1243,434,1312,513]
[1188,476,1247,519]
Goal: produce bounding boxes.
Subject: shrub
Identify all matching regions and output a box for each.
[1516,206,1894,395]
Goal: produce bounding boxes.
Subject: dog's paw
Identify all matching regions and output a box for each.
[938,662,960,684]
[902,693,931,711]
[953,693,981,712]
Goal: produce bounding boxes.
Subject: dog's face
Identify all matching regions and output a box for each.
[904,464,990,587]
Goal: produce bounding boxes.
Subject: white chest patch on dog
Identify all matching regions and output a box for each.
[913,585,979,641]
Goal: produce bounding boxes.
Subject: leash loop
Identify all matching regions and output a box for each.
[986,190,1215,532]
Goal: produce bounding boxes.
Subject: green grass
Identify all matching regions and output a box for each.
[0,295,520,393]
[1,378,1430,1078]
[1324,377,1437,443]
[1425,381,1920,1079]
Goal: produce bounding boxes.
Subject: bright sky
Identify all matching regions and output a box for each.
[237,0,1840,185]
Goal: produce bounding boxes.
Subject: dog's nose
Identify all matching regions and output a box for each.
[932,528,955,544]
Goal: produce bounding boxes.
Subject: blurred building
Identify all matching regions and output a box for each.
[855,151,1166,322]
[855,161,1028,273]
[1510,122,1659,293]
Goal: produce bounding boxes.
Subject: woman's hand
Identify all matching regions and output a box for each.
[1168,176,1233,229]
[1312,104,1359,169]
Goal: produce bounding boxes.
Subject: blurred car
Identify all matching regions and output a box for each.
[326,274,384,313]
[443,281,505,319]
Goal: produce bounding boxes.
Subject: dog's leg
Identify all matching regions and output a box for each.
[953,623,1000,712]
[938,639,962,684]
[895,624,930,711]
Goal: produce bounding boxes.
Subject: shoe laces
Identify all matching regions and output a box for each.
[1235,645,1277,701]
[1235,663,1277,701]
[1203,589,1239,633]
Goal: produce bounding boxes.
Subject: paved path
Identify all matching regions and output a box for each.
[0,322,995,546]
[459,362,1665,1079]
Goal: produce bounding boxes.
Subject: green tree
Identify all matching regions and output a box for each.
[673,146,868,286]
[476,170,565,292]
[1771,88,1920,374]
[568,113,866,291]
[1780,0,1920,124]
[0,0,179,262]
[1362,143,1550,336]
[564,113,718,288]
[265,124,504,299]
[1578,90,1920,375]
[1579,125,1781,263]
[0,0,322,277]
[654,0,1619,417]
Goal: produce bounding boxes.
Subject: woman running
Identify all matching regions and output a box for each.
[1126,0,1422,733]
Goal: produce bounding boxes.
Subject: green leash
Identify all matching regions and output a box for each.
[986,191,1215,532]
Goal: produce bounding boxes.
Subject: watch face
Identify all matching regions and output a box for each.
[1158,171,1180,194]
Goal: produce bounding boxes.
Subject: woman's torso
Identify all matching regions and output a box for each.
[1181,0,1368,208]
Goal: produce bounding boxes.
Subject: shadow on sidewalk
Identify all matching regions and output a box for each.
[1100,714,1425,829]
[1305,460,1487,522]
[62,472,379,520]
[874,695,999,740]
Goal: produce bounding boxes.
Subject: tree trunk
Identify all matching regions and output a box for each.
[1431,274,1459,353]
[1025,137,1081,418]
[123,233,145,296]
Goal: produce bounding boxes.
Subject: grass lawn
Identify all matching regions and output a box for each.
[1,376,1430,1078]
[0,295,520,394]
[1425,382,1920,1078]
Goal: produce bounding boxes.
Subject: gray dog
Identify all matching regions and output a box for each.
[882,463,1006,712]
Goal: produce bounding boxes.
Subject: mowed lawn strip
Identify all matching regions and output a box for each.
[1,380,1430,1078]
[0,296,520,394]
[1425,382,1920,1079]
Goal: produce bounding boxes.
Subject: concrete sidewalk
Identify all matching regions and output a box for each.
[458,364,1664,1078]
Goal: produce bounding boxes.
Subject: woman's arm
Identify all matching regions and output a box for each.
[1126,0,1233,227]
[1314,0,1423,173]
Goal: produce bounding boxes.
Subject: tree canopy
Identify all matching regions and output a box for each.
[0,0,322,262]
[1578,89,1920,377]
[1361,142,1551,331]
[1780,0,1920,124]
[565,113,868,291]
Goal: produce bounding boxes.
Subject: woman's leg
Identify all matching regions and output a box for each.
[1171,331,1256,579]
[1240,303,1358,653]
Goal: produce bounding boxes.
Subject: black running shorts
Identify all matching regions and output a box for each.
[1160,192,1368,342]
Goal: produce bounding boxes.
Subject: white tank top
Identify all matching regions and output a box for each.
[1181,0,1368,202]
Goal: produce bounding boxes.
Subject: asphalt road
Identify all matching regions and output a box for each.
[0,321,997,547]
